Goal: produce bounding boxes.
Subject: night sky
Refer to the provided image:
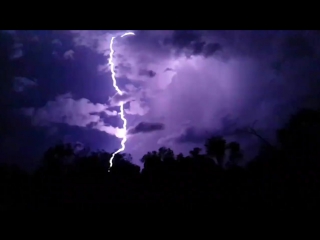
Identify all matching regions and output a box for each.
[1,30,320,171]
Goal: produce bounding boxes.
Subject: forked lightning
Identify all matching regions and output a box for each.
[108,32,135,171]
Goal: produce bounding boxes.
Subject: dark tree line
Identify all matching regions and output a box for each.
[1,108,320,210]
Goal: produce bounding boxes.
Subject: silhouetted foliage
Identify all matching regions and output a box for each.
[1,108,320,210]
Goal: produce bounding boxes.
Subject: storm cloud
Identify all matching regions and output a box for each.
[21,93,122,137]
[128,122,165,135]
[2,30,320,168]
[13,77,37,92]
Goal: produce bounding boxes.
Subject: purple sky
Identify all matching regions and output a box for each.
[1,30,320,170]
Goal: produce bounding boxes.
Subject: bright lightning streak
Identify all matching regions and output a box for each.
[108,32,135,172]
[121,32,135,38]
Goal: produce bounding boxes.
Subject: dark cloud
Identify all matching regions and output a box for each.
[175,125,256,145]
[203,43,222,57]
[168,30,201,49]
[190,41,205,55]
[139,69,156,78]
[128,122,165,135]
[164,68,174,72]
[0,31,24,60]
[271,33,318,74]
[13,77,37,92]
[163,30,222,58]
[175,127,210,144]
[0,31,22,138]
[158,116,256,145]
[281,33,315,60]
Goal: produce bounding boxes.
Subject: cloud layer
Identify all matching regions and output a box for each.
[17,30,320,165]
[22,93,124,137]
[128,122,165,135]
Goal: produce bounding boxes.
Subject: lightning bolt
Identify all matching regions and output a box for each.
[108,32,135,172]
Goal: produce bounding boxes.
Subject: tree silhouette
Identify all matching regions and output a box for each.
[227,141,243,167]
[189,147,201,158]
[0,108,319,210]
[277,108,320,160]
[205,136,226,167]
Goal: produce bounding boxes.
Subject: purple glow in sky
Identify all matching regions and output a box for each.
[2,30,320,169]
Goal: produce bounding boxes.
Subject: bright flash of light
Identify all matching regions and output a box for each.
[121,32,135,38]
[108,32,135,171]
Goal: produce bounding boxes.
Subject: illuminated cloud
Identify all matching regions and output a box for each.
[92,120,124,139]
[64,49,74,60]
[125,100,149,116]
[69,30,320,162]
[108,92,135,107]
[52,39,62,46]
[21,93,121,137]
